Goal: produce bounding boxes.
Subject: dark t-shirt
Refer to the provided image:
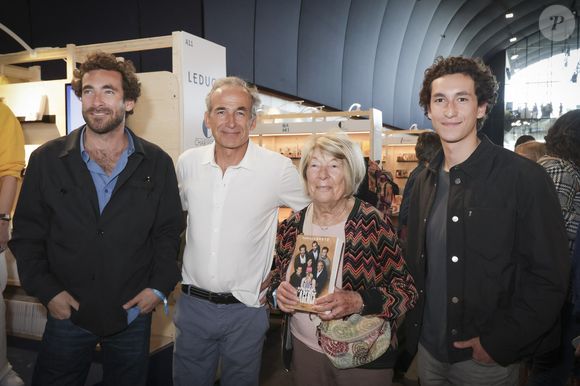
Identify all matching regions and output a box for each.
[420,165,449,362]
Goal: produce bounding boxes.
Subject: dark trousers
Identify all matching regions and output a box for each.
[33,313,151,386]
[527,302,580,386]
[172,294,269,386]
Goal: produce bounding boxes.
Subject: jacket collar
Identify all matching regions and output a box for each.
[59,126,146,159]
[428,134,497,177]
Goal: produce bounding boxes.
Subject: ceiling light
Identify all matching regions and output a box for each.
[510,36,517,43]
[505,12,514,19]
[511,54,519,60]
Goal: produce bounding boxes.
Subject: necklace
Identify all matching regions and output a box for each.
[315,198,350,230]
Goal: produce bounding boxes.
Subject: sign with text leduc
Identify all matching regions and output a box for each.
[173,31,226,151]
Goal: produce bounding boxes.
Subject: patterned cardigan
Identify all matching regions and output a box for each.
[272,198,418,329]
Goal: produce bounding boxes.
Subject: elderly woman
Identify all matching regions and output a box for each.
[270,132,417,385]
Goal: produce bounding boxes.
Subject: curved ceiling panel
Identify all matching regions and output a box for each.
[296,0,351,108]
[372,0,415,126]
[2,0,575,132]
[408,0,468,129]
[463,2,540,58]
[254,0,301,95]
[436,1,487,58]
[471,8,548,60]
[392,1,440,129]
[203,0,256,79]
[341,0,387,111]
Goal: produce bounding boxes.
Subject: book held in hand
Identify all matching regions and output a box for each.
[286,234,343,313]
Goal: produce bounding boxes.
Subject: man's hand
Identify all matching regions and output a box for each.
[123,288,161,314]
[454,337,495,364]
[47,291,79,320]
[259,271,273,305]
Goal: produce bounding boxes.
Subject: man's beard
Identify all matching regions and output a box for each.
[82,107,125,135]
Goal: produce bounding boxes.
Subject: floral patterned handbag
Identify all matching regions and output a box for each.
[317,314,391,369]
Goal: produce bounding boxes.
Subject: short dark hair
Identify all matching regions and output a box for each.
[299,244,307,251]
[514,134,536,148]
[545,109,580,166]
[419,56,498,129]
[72,51,141,114]
[415,132,441,163]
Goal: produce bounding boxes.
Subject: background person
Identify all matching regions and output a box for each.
[514,134,535,148]
[272,131,417,386]
[527,109,580,386]
[398,131,441,241]
[514,140,547,162]
[0,100,25,386]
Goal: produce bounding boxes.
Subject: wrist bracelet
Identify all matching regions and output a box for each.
[151,289,168,315]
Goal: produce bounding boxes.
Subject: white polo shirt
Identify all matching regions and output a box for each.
[177,141,310,307]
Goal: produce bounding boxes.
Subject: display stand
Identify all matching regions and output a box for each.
[381,129,432,190]
[253,108,383,162]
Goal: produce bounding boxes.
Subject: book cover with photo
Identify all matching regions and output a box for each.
[285,234,343,313]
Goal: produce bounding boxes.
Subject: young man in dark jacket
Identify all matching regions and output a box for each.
[9,52,183,386]
[405,56,570,385]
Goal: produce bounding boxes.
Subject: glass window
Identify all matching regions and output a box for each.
[504,29,580,149]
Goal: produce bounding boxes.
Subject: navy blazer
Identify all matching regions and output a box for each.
[9,127,183,336]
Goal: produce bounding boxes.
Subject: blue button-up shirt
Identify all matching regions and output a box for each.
[80,127,135,214]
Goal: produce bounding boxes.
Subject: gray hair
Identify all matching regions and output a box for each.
[298,131,366,198]
[205,76,261,118]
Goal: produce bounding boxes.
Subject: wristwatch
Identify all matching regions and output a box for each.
[0,214,11,222]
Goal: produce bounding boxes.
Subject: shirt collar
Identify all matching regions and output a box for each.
[80,126,136,162]
[203,140,257,170]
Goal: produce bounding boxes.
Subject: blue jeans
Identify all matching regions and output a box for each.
[33,313,151,386]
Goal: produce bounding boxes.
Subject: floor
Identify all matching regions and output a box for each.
[6,313,413,386]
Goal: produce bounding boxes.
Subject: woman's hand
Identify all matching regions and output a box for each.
[314,288,363,321]
[276,281,300,313]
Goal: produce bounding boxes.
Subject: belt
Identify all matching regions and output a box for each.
[181,284,240,304]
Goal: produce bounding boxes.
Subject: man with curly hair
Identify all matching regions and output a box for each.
[9,52,182,385]
[405,56,570,385]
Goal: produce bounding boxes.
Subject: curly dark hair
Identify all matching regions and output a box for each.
[544,109,580,167]
[71,51,141,114]
[419,56,498,129]
[415,131,441,163]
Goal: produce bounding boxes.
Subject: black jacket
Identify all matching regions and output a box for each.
[405,135,570,366]
[9,128,183,336]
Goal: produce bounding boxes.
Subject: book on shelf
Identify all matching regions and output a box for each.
[285,234,343,313]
